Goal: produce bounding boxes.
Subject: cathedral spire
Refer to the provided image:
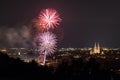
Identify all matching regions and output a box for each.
[94,42,97,49]
[97,42,100,49]
[90,42,100,55]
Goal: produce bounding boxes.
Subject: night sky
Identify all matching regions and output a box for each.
[0,0,120,48]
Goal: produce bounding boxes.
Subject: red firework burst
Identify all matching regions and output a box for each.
[38,8,61,30]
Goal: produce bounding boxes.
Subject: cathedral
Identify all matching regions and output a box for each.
[90,42,100,55]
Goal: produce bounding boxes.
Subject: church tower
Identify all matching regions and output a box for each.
[90,42,100,55]
[97,42,100,54]
[94,42,97,53]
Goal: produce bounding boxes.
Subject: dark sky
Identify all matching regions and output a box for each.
[0,0,120,48]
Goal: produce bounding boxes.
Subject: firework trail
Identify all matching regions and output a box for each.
[38,8,61,30]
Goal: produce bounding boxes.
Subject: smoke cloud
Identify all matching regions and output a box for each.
[0,25,33,48]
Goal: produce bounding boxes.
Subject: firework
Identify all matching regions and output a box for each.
[38,32,57,65]
[39,31,57,54]
[38,8,61,30]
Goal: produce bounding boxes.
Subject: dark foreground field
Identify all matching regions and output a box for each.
[0,52,119,80]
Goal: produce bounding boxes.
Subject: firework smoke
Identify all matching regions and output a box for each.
[0,25,32,48]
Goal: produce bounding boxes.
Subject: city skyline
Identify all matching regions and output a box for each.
[0,0,120,48]
[0,1,120,80]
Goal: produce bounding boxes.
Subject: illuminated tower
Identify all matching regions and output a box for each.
[97,42,100,54]
[94,42,97,53]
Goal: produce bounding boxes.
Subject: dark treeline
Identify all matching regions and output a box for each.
[0,52,119,80]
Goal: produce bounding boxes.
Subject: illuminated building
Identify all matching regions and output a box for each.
[90,42,100,55]
[0,48,7,53]
[103,48,112,51]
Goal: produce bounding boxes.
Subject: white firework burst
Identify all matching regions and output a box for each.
[39,31,57,55]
